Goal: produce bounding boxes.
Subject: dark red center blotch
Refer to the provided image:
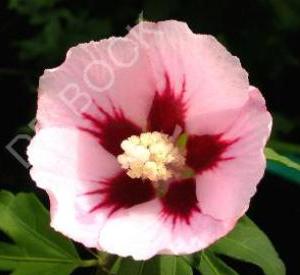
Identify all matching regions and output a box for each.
[80,101,142,156]
[86,172,155,216]
[147,74,186,135]
[161,178,200,225]
[186,134,236,174]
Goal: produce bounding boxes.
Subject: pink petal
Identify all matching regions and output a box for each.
[162,212,235,256]
[99,200,166,260]
[98,199,235,260]
[37,37,156,131]
[127,20,249,124]
[28,127,120,181]
[195,88,272,220]
[185,106,243,136]
[27,127,121,247]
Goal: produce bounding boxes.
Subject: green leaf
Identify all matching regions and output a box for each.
[265,147,300,171]
[209,216,285,275]
[199,251,238,275]
[0,191,82,275]
[111,255,193,275]
[159,256,193,275]
[267,159,300,184]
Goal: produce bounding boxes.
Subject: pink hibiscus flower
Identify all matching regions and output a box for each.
[27,20,272,260]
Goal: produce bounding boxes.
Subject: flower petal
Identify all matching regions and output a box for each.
[195,87,272,220]
[37,36,156,131]
[27,127,121,247]
[99,199,235,260]
[30,169,106,248]
[127,20,249,127]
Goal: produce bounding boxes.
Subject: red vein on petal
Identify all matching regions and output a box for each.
[186,134,238,174]
[79,100,142,156]
[147,73,187,135]
[161,177,200,225]
[85,172,155,216]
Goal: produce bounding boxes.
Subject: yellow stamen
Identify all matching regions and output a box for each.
[117,132,185,181]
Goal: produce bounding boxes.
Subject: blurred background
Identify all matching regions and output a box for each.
[0,0,299,274]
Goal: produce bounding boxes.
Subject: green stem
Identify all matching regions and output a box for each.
[80,259,99,267]
[97,252,119,274]
[79,252,119,273]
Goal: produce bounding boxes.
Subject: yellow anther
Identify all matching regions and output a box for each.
[117,131,185,181]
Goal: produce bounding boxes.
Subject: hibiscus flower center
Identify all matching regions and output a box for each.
[117,132,186,182]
